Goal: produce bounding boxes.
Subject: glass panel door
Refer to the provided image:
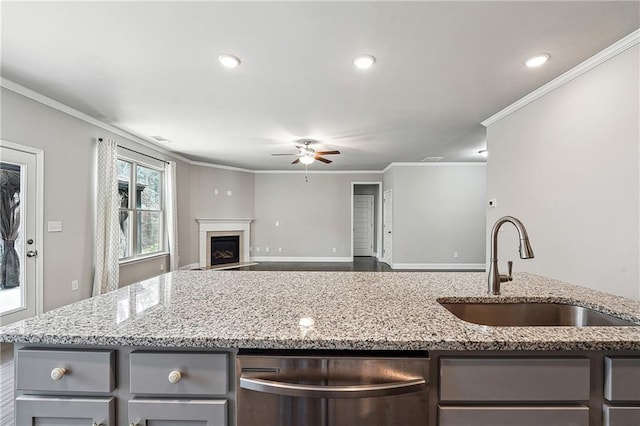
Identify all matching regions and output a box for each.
[0,145,39,325]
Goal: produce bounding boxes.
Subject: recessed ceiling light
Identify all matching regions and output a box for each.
[218,54,241,68]
[353,54,376,70]
[524,53,550,68]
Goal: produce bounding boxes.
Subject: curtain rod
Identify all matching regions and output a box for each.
[99,138,170,164]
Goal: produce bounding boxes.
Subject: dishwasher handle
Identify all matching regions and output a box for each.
[240,375,427,399]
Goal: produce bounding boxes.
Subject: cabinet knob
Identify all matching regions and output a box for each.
[167,370,182,384]
[50,367,66,381]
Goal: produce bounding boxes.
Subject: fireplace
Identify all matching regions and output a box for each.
[211,235,240,266]
[197,218,253,269]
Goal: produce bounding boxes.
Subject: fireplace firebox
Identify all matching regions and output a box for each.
[210,235,240,266]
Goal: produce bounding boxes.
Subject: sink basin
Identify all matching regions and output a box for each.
[440,302,638,327]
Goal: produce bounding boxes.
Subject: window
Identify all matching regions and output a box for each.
[118,158,164,260]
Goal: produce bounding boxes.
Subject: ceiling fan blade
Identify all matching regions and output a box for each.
[315,156,332,164]
[271,153,296,156]
[315,150,340,155]
[291,158,300,164]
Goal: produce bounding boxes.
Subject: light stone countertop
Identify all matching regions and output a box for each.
[0,271,639,351]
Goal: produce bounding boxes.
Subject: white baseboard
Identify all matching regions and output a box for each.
[251,256,353,263]
[390,263,485,270]
[179,263,200,270]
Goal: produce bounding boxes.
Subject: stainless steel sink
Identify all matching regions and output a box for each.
[440,302,638,327]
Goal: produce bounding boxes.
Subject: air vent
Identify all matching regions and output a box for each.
[421,156,444,162]
[151,135,171,143]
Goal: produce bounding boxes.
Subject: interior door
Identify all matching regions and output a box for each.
[0,143,41,325]
[353,195,374,256]
[383,189,392,265]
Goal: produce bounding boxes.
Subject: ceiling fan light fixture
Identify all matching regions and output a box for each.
[524,53,550,68]
[353,54,376,70]
[300,155,315,165]
[218,54,241,68]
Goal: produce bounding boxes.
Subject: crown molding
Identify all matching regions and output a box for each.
[482,28,640,127]
[254,169,383,174]
[382,161,486,173]
[190,161,255,173]
[1,77,194,164]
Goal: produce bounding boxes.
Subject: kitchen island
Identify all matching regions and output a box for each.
[1,270,639,425]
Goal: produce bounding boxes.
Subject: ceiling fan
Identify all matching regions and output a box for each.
[271,140,340,165]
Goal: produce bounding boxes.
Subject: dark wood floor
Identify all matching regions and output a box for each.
[232,257,484,272]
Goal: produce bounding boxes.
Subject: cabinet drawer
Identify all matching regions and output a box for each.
[440,357,590,402]
[16,395,114,426]
[130,351,228,396]
[438,405,589,426]
[604,357,640,401]
[129,398,227,426]
[16,348,115,393]
[603,404,640,426]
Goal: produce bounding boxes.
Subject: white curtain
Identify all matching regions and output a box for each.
[92,138,120,296]
[165,161,179,271]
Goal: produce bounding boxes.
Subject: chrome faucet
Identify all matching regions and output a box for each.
[488,216,534,295]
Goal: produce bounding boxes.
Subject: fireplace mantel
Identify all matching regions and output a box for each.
[197,218,253,268]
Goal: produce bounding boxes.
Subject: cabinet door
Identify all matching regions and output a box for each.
[438,405,589,426]
[604,357,640,402]
[130,351,228,396]
[603,404,640,426]
[15,395,114,426]
[440,357,590,402]
[129,399,227,426]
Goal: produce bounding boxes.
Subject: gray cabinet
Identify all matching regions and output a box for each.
[15,348,116,426]
[440,357,590,402]
[439,405,589,426]
[603,357,640,426]
[604,357,640,402]
[438,357,591,426]
[129,399,227,426]
[129,351,230,425]
[16,348,115,393]
[16,395,114,426]
[603,405,640,426]
[130,351,228,396]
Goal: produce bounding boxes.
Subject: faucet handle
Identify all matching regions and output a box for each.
[507,261,513,281]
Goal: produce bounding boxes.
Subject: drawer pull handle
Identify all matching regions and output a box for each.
[92,423,103,426]
[50,367,66,381]
[168,370,182,384]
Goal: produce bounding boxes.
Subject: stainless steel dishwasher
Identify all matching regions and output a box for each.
[236,352,429,426]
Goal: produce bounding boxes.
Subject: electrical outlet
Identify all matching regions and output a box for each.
[265,247,270,253]
[275,221,279,227]
[453,251,459,258]
[227,190,232,196]
[160,263,164,271]
[332,247,337,253]
[256,247,260,252]
[278,247,282,253]
[71,280,79,291]
[214,188,219,195]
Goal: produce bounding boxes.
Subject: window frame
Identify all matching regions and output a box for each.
[117,154,167,263]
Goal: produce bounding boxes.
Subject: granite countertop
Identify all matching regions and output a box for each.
[0,271,639,351]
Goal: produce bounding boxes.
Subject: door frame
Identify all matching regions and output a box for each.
[350,182,382,260]
[0,140,44,318]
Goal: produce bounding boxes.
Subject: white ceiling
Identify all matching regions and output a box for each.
[2,1,639,170]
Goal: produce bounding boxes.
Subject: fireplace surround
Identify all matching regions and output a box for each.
[197,218,253,269]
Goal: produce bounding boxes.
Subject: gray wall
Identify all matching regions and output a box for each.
[253,173,381,258]
[385,164,487,267]
[185,164,255,266]
[486,44,639,300]
[0,88,191,310]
